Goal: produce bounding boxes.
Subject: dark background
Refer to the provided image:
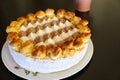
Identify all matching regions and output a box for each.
[0,0,120,80]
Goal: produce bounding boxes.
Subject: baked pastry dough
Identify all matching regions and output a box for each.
[6,8,91,60]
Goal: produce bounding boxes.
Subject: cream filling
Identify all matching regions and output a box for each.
[53,35,63,43]
[19,17,58,31]
[20,36,29,42]
[65,20,72,26]
[19,17,79,45]
[20,33,38,42]
[37,29,46,36]
[27,23,35,28]
[53,24,60,31]
[19,25,27,31]
[35,21,41,26]
[36,41,45,46]
[19,17,71,32]
[36,28,79,46]
[59,22,66,28]
[45,38,55,45]
[45,27,53,33]
[28,33,37,41]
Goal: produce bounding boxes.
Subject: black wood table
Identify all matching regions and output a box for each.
[0,0,120,80]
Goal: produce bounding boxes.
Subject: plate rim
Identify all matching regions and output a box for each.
[1,40,94,80]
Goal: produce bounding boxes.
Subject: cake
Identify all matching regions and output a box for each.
[6,8,91,73]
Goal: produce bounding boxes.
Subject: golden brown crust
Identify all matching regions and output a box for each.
[45,8,55,18]
[20,40,34,56]
[6,21,22,33]
[17,17,26,24]
[6,8,91,59]
[10,39,23,52]
[57,9,66,18]
[35,10,45,19]
[65,11,75,19]
[47,46,62,59]
[63,40,74,49]
[26,13,36,21]
[79,33,91,43]
[73,37,84,50]
[33,45,46,59]
[62,47,76,57]
[70,16,81,25]
[7,32,19,42]
[77,23,91,33]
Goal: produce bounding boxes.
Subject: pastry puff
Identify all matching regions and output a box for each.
[79,33,91,44]
[73,33,91,50]
[7,32,19,42]
[77,23,91,33]
[20,40,34,56]
[62,47,76,57]
[73,37,84,50]
[65,11,75,19]
[35,10,45,19]
[47,46,62,60]
[17,17,26,24]
[6,21,22,33]
[45,8,55,18]
[63,40,74,49]
[57,9,66,18]
[70,16,81,25]
[62,40,76,57]
[81,20,89,26]
[10,39,23,52]
[26,13,36,21]
[32,45,46,59]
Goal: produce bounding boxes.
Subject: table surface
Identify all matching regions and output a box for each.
[0,0,120,80]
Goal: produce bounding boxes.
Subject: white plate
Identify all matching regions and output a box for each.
[1,40,93,80]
